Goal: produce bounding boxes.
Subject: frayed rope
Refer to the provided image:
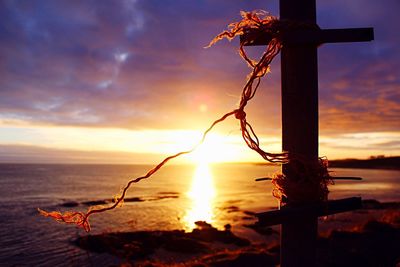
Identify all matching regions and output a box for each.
[39,10,330,231]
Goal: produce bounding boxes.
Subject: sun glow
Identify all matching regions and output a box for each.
[0,121,285,163]
[183,162,216,230]
[186,133,240,164]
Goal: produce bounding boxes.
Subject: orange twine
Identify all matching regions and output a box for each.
[272,157,334,205]
[39,10,330,231]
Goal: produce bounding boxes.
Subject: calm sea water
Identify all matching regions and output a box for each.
[0,163,399,266]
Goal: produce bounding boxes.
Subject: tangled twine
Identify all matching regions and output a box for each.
[39,10,330,231]
[273,157,333,205]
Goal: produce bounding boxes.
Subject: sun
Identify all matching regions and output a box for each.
[168,131,245,164]
[189,134,232,164]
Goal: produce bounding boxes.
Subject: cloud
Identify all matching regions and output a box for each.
[370,140,400,151]
[0,0,398,137]
[0,144,157,164]
[315,0,400,135]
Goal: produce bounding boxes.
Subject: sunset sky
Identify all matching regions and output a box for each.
[0,0,399,164]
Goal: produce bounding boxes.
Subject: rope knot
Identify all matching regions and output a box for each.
[235,109,246,120]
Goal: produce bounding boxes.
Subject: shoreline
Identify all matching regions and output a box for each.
[75,199,400,267]
[252,156,400,170]
[328,156,400,170]
[1,156,399,170]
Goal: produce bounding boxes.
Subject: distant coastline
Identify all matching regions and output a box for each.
[329,156,400,170]
[0,156,399,170]
[252,156,400,170]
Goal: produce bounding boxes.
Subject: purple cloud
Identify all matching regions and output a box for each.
[0,0,398,136]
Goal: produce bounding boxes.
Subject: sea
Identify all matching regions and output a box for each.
[0,163,399,266]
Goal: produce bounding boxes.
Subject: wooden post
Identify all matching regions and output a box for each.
[280,0,319,266]
[240,2,373,265]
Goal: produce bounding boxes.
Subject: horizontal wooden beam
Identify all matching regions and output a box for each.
[332,176,363,181]
[315,28,374,44]
[256,197,362,227]
[240,28,374,46]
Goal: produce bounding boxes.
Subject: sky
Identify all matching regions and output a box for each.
[0,0,399,164]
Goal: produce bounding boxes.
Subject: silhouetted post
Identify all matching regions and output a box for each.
[241,1,373,266]
[280,0,319,266]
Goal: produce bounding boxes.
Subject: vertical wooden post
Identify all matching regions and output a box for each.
[240,2,372,265]
[280,0,319,266]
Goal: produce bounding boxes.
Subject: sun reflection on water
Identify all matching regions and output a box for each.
[184,162,216,230]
